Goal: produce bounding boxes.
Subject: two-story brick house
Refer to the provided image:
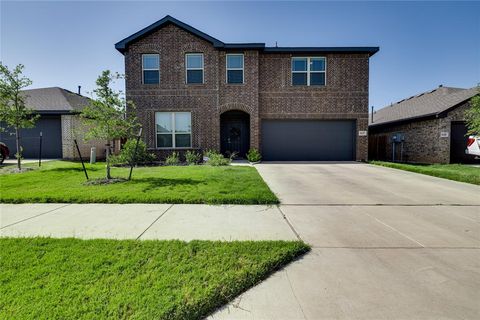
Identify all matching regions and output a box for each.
[115,16,378,161]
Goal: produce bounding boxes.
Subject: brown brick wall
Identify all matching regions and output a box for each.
[258,53,370,160]
[219,50,260,149]
[369,100,471,164]
[125,24,220,156]
[123,23,371,160]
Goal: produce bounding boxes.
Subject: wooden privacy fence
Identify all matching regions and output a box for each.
[368,135,387,161]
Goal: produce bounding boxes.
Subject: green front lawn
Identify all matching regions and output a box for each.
[0,161,278,204]
[0,238,309,319]
[370,161,480,185]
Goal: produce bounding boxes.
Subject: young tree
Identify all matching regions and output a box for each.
[465,86,480,135]
[81,70,139,180]
[0,63,38,170]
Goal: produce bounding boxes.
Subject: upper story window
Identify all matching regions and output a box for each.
[226,54,244,84]
[292,57,326,86]
[142,54,160,84]
[185,53,204,84]
[155,112,192,148]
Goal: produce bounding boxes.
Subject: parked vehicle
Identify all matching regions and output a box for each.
[466,135,480,158]
[0,142,10,164]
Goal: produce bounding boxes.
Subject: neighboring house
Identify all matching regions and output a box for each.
[369,86,479,164]
[0,87,107,159]
[115,15,379,161]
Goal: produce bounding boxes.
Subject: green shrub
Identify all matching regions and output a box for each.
[165,152,180,166]
[247,148,262,162]
[203,149,215,159]
[185,150,201,165]
[204,150,231,166]
[111,139,156,165]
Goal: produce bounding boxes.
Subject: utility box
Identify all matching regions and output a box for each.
[90,147,96,164]
[391,132,405,162]
[391,133,405,143]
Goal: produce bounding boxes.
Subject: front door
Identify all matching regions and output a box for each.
[220,111,250,158]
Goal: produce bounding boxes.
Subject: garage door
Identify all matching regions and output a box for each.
[0,115,62,159]
[261,120,356,161]
[451,121,480,164]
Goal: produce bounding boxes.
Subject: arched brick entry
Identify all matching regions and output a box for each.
[219,103,259,153]
[219,103,252,115]
[220,110,250,158]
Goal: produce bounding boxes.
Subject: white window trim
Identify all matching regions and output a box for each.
[226,53,244,84]
[185,53,204,84]
[291,57,326,86]
[142,54,160,84]
[155,112,192,149]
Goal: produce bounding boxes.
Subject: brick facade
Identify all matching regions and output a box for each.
[258,53,370,160]
[369,101,471,164]
[61,114,119,160]
[123,23,371,161]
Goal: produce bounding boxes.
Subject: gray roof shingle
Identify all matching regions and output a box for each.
[21,87,90,113]
[370,86,479,126]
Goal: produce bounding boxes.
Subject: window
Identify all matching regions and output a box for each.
[292,57,326,86]
[142,54,160,84]
[155,112,191,148]
[226,54,244,84]
[185,53,204,84]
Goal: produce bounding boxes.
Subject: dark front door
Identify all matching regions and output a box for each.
[220,111,250,158]
[451,121,479,163]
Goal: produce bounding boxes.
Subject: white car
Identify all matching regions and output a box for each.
[466,135,480,157]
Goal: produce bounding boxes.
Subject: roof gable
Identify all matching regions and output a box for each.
[115,15,224,53]
[21,87,90,113]
[370,86,479,127]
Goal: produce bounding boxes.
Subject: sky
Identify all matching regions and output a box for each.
[1,1,479,110]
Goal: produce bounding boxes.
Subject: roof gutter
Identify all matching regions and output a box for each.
[263,46,379,56]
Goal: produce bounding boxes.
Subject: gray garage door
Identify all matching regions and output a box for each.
[450,121,480,164]
[261,120,356,161]
[0,115,62,159]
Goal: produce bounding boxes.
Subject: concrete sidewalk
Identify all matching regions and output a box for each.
[0,203,297,241]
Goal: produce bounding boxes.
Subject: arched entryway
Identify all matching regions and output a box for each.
[220,110,250,158]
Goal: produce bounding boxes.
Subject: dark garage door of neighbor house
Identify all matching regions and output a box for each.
[0,115,62,159]
[261,120,356,161]
[451,121,480,164]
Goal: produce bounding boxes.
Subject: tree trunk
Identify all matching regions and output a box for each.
[106,143,111,180]
[15,127,21,170]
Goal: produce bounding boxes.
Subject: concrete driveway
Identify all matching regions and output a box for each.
[210,162,480,319]
[255,162,480,205]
